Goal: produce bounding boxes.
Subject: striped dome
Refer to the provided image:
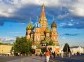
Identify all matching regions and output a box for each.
[26,23,33,30]
[34,22,41,28]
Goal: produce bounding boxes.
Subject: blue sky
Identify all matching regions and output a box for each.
[0,0,84,47]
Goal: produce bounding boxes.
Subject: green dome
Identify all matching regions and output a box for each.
[45,27,50,33]
[51,21,57,28]
[26,23,33,30]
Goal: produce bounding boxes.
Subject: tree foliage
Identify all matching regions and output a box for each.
[13,37,32,55]
[63,43,71,53]
[0,42,12,45]
[43,37,54,46]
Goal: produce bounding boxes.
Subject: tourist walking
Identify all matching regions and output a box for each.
[45,50,50,62]
[52,51,55,58]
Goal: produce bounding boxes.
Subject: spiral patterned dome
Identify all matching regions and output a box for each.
[34,22,41,28]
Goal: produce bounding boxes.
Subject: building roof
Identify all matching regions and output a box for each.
[51,21,57,28]
[26,23,33,30]
[70,46,83,48]
[40,4,46,19]
[39,4,47,23]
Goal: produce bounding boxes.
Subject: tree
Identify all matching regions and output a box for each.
[48,40,55,46]
[0,42,2,45]
[63,43,71,57]
[43,38,54,46]
[13,37,32,55]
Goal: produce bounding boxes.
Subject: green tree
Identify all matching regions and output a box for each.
[63,43,71,56]
[63,43,71,53]
[48,41,54,45]
[0,42,2,45]
[13,37,32,55]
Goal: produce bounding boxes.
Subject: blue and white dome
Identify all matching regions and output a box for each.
[34,22,41,28]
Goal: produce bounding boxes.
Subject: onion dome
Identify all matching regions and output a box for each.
[51,21,57,28]
[45,27,50,33]
[34,22,41,28]
[26,23,33,30]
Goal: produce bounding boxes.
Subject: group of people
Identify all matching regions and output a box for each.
[42,48,72,62]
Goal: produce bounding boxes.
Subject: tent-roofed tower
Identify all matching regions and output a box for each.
[26,22,33,40]
[51,21,59,46]
[39,4,48,32]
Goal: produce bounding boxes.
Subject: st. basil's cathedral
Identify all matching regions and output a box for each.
[26,4,59,49]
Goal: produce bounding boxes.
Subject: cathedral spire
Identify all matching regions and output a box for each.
[39,4,48,31]
[40,4,47,20]
[41,4,45,17]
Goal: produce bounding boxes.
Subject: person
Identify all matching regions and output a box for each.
[40,52,42,57]
[45,50,50,62]
[61,50,64,58]
[68,52,71,57]
[51,51,55,59]
[53,51,55,58]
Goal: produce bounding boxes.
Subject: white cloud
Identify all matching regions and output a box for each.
[68,22,74,26]
[70,7,84,17]
[0,0,21,17]
[20,0,60,6]
[8,32,23,34]
[0,0,84,17]
[0,37,16,43]
[0,0,59,17]
[57,13,69,19]
[59,23,67,27]
[0,8,16,17]
[69,0,84,17]
[59,22,74,27]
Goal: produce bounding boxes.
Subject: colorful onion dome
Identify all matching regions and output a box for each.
[26,23,33,30]
[34,22,41,28]
[51,21,57,28]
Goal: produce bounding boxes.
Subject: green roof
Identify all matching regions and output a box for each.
[26,23,33,30]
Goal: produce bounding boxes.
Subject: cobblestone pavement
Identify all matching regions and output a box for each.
[7,56,45,62]
[53,55,84,62]
[0,55,84,62]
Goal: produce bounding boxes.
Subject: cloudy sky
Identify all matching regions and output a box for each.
[0,0,84,47]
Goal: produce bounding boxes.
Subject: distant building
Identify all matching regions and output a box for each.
[26,4,59,49]
[70,46,84,55]
[0,45,12,55]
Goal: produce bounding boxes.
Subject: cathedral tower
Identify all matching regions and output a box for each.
[26,22,33,40]
[39,4,48,32]
[34,22,41,44]
[51,21,59,46]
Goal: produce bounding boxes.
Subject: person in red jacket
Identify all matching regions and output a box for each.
[45,50,50,62]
